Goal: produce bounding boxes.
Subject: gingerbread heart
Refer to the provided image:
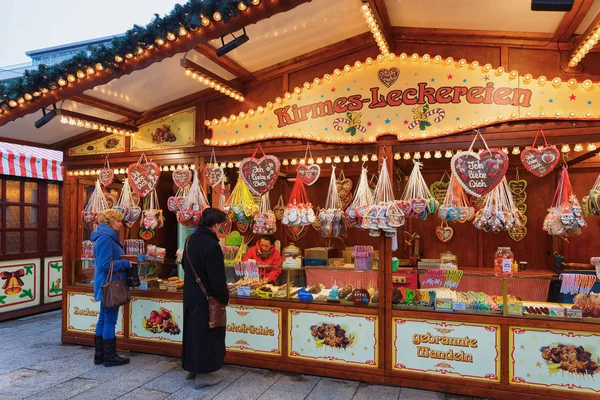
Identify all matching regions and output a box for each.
[512,191,527,206]
[239,155,280,196]
[508,179,527,195]
[167,196,180,212]
[217,218,232,238]
[429,180,449,204]
[338,193,353,210]
[273,204,285,220]
[204,166,224,188]
[411,198,428,215]
[336,178,353,200]
[470,195,486,211]
[509,225,527,242]
[128,162,160,198]
[98,168,114,187]
[104,193,116,208]
[285,224,308,241]
[131,193,140,206]
[520,145,560,178]
[451,149,508,197]
[297,164,320,186]
[237,220,250,233]
[436,226,454,242]
[399,200,412,216]
[127,206,142,222]
[378,67,399,88]
[516,203,527,214]
[172,169,192,188]
[311,215,322,232]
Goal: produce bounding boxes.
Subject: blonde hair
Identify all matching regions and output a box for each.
[99,209,124,225]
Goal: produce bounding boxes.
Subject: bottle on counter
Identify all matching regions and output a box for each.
[494,247,514,277]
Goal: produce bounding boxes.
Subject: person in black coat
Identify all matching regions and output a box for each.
[182,208,229,389]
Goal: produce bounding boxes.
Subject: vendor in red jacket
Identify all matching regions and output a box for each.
[242,235,282,283]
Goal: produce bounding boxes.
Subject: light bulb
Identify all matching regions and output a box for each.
[587,143,597,151]
[574,143,583,152]
[403,152,411,160]
[561,144,571,153]
[316,157,323,164]
[238,2,248,11]
[308,157,314,165]
[291,158,298,165]
[502,147,509,154]
[213,12,222,21]
[352,155,359,162]
[361,155,369,162]
[511,147,520,155]
[190,165,196,170]
[299,158,306,165]
[325,157,332,164]
[434,151,442,159]
[371,154,378,161]
[343,156,350,163]
[282,159,289,166]
[445,150,453,158]
[334,156,341,163]
[227,162,234,168]
[60,116,68,124]
[414,152,421,159]
[424,151,431,159]
[67,74,76,82]
[394,153,401,160]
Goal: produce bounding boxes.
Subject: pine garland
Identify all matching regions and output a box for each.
[0,0,256,111]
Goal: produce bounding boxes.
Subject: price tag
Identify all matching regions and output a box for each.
[452,301,466,311]
[138,281,148,291]
[350,289,371,305]
[237,286,251,297]
[502,259,512,274]
[435,298,453,312]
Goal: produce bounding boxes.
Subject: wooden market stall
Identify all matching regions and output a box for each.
[2,1,600,399]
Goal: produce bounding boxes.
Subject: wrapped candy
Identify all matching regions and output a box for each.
[346,167,374,229]
[226,175,258,223]
[319,166,346,238]
[282,172,315,227]
[473,177,524,232]
[253,193,276,235]
[361,158,403,236]
[543,166,586,237]
[400,161,439,219]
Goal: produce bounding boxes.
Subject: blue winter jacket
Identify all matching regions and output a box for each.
[91,223,131,302]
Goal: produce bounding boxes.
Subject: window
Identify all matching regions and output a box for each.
[0,178,62,257]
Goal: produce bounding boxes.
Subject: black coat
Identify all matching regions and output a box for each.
[181,226,229,374]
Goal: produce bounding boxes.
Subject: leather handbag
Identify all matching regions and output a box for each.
[101,261,131,308]
[185,237,227,329]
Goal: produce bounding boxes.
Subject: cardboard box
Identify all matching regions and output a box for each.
[304,247,337,259]
[342,250,354,264]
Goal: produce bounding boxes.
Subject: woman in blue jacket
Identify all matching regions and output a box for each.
[91,209,132,367]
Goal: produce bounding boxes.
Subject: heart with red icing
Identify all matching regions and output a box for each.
[239,155,280,196]
[172,169,192,189]
[127,162,160,198]
[297,164,320,186]
[204,166,224,188]
[520,145,560,178]
[98,168,114,187]
[451,149,508,197]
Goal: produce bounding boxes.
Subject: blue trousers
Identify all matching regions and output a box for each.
[95,305,120,339]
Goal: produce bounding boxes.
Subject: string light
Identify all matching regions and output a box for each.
[361,155,369,162]
[587,143,597,151]
[403,152,411,160]
[325,156,332,164]
[574,143,584,152]
[184,63,244,104]
[308,157,315,164]
[361,3,389,56]
[502,147,509,154]
[393,153,401,160]
[569,22,600,67]
[424,151,431,159]
[352,155,359,162]
[343,156,350,163]
[371,154,378,161]
[445,150,453,158]
[334,156,341,163]
[282,159,289,166]
[512,147,520,155]
[561,144,571,153]
[316,157,323,164]
[414,152,421,160]
[290,158,298,165]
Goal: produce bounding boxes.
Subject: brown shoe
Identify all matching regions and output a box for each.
[194,373,221,388]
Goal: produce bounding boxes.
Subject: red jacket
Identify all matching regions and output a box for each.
[242,242,282,282]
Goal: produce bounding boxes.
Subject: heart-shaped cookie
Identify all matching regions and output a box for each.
[451,149,508,197]
[508,179,527,195]
[127,162,160,198]
[167,196,181,212]
[204,166,224,188]
[237,220,250,233]
[126,206,142,223]
[285,224,309,241]
[411,198,427,215]
[512,191,527,206]
[470,195,486,211]
[508,225,527,242]
[436,226,454,243]
[217,218,232,238]
[430,180,449,204]
[336,178,353,200]
[98,168,114,187]
[378,67,399,88]
[311,215,323,232]
[239,155,280,196]
[297,164,320,186]
[172,169,192,188]
[520,145,560,178]
[338,193,353,210]
[516,203,527,214]
[104,193,116,208]
[131,193,140,206]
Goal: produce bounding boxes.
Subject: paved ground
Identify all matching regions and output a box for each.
[0,310,484,400]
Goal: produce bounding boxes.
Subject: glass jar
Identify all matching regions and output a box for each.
[494,247,514,277]
[440,251,458,270]
[282,243,302,269]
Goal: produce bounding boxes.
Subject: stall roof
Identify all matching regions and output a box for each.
[0,142,63,181]
[1,0,599,147]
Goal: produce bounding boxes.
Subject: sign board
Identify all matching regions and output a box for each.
[131,107,195,151]
[226,304,281,356]
[129,296,183,343]
[46,257,63,302]
[68,133,125,156]
[66,292,123,336]
[0,259,40,313]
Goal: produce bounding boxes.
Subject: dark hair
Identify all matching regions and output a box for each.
[199,208,227,227]
[260,235,276,245]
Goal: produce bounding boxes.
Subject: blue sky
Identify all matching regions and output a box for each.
[0,0,182,66]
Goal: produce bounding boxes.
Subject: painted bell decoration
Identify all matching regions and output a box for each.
[1,269,25,296]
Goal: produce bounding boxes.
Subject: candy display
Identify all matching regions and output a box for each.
[572,292,600,317]
[361,159,404,237]
[494,247,514,277]
[81,240,94,260]
[473,177,524,232]
[543,166,587,237]
[346,167,374,229]
[400,161,439,219]
[422,269,463,288]
[560,274,597,295]
[440,251,458,270]
[282,171,315,227]
[540,344,600,376]
[253,193,276,235]
[319,166,346,238]
[124,239,145,256]
[81,180,109,225]
[392,287,500,312]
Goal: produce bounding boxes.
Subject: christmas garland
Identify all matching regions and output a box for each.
[0,0,258,111]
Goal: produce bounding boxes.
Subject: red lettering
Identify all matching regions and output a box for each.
[466,87,484,104]
[483,82,495,104]
[347,95,364,111]
[493,88,513,105]
[274,106,294,128]
[452,87,468,104]
[311,101,334,118]
[291,104,300,121]
[369,87,387,109]
[299,105,312,121]
[436,87,453,103]
[387,90,403,106]
[333,98,348,113]
[402,88,418,105]
[418,82,436,104]
[512,88,532,107]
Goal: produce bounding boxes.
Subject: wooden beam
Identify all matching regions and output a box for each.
[194,43,252,81]
[552,0,595,42]
[0,0,313,128]
[567,148,598,167]
[70,94,142,120]
[180,58,244,94]
[392,27,554,47]
[365,0,393,52]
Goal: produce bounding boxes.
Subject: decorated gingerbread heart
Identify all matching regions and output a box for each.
[239,155,280,196]
[336,178,353,200]
[204,166,224,188]
[172,169,192,188]
[508,225,527,242]
[511,191,527,206]
[451,149,508,197]
[128,162,160,198]
[377,67,399,88]
[297,164,320,186]
[516,202,527,214]
[98,168,114,187]
[104,193,116,208]
[285,224,309,241]
[237,220,250,233]
[520,145,560,178]
[429,180,449,204]
[436,225,454,243]
[508,179,527,195]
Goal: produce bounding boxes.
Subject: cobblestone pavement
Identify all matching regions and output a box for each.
[0,310,485,400]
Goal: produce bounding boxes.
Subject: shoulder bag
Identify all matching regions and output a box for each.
[102,261,131,308]
[185,237,227,329]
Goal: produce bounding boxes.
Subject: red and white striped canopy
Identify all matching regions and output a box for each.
[0,142,63,181]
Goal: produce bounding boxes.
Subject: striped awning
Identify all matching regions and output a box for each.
[0,142,63,181]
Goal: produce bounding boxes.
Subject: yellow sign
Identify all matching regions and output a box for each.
[131,107,195,151]
[68,133,125,156]
[207,54,599,146]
